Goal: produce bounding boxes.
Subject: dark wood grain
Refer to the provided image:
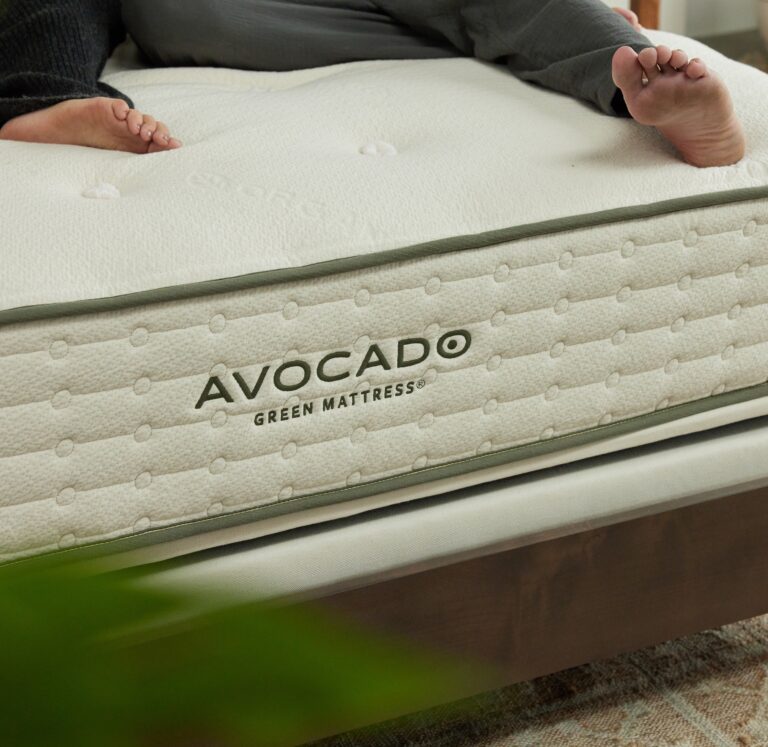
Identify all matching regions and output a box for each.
[301,483,768,741]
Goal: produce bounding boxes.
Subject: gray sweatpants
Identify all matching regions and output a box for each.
[123,0,652,116]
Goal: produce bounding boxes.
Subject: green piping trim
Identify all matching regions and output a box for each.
[3,185,768,327]
[7,381,768,568]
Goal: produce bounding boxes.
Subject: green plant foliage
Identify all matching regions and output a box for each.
[0,561,482,746]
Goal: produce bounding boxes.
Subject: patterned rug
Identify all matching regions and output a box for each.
[318,614,768,746]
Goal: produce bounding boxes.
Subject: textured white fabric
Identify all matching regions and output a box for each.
[2,30,768,312]
[2,196,767,561]
[143,417,768,601]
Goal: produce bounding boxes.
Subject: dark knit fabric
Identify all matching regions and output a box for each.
[373,0,652,116]
[0,0,133,127]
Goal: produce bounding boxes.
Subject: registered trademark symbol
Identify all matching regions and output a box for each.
[416,380,425,389]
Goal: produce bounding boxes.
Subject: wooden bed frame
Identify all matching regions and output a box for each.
[299,480,768,742]
[631,0,660,29]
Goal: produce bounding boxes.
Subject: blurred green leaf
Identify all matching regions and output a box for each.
[0,560,482,746]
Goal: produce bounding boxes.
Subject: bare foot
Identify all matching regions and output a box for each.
[613,6,643,31]
[0,97,182,153]
[612,45,745,167]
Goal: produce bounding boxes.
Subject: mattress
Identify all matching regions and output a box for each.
[2,30,768,564]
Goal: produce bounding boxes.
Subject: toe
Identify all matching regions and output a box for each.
[669,49,688,71]
[152,121,171,148]
[613,7,642,30]
[111,99,130,121]
[638,47,661,80]
[612,46,644,98]
[140,115,157,142]
[686,58,708,79]
[168,137,183,149]
[126,109,143,136]
[656,45,673,70]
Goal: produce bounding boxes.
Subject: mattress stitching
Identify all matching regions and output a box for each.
[4,354,768,508]
[2,261,767,413]
[1,217,765,360]
[6,381,768,562]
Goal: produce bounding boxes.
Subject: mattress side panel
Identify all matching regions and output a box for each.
[1,198,767,561]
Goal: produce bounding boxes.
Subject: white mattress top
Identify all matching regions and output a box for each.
[2,30,768,314]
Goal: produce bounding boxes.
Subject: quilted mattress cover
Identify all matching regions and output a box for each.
[2,30,768,563]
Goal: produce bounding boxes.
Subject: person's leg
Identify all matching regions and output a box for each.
[374,0,745,166]
[123,0,463,71]
[0,0,180,152]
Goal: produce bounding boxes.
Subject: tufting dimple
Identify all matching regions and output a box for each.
[134,472,152,489]
[423,367,438,384]
[56,487,76,506]
[49,340,69,359]
[728,304,743,320]
[616,286,632,303]
[208,501,224,516]
[491,310,506,327]
[133,377,151,395]
[418,413,435,429]
[209,362,227,377]
[483,399,498,415]
[612,329,627,346]
[665,359,680,375]
[486,355,502,372]
[744,220,758,237]
[554,298,570,314]
[51,390,71,409]
[736,262,751,278]
[550,341,565,358]
[346,472,362,486]
[208,314,226,333]
[494,264,510,282]
[605,372,621,388]
[134,424,152,443]
[621,240,635,259]
[722,345,736,360]
[134,517,151,532]
[412,455,428,470]
[278,486,294,500]
[671,317,686,333]
[540,427,555,440]
[683,230,699,247]
[425,277,441,295]
[656,398,671,411]
[282,301,299,320]
[558,251,574,270]
[353,335,371,353]
[477,441,493,455]
[58,533,76,549]
[359,141,397,156]
[599,413,613,426]
[545,385,560,401]
[712,383,727,396]
[209,457,227,473]
[677,275,693,291]
[81,182,120,200]
[281,442,297,459]
[210,410,228,428]
[354,288,371,307]
[55,439,74,458]
[130,327,149,347]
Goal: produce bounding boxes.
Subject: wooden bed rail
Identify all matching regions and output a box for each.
[631,0,660,29]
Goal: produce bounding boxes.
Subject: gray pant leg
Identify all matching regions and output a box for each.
[373,0,652,115]
[123,0,461,71]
